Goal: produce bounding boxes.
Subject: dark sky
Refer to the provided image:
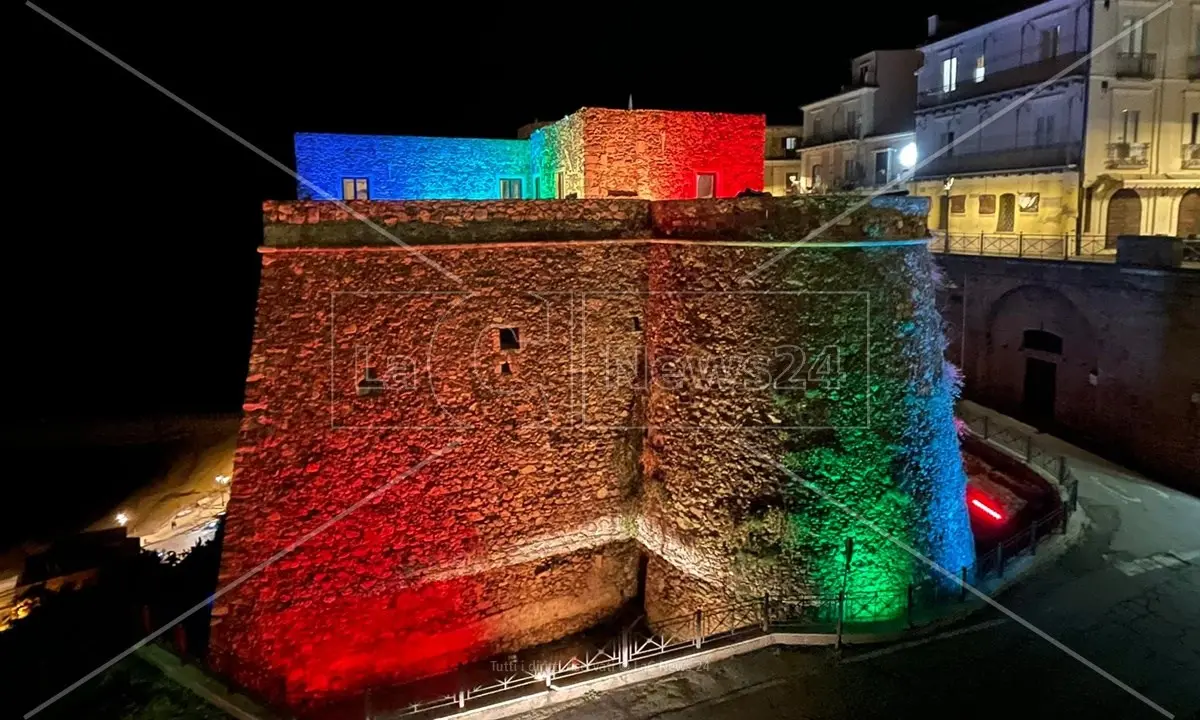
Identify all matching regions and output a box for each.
[15,0,1035,421]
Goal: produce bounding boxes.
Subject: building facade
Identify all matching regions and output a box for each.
[295,108,765,202]
[909,1,1090,249]
[1082,0,1200,242]
[764,124,805,195]
[799,50,921,194]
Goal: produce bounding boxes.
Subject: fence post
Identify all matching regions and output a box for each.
[945,231,951,253]
[457,666,467,707]
[959,567,968,602]
[620,628,630,668]
[1063,233,1069,260]
[1018,232,1025,257]
[1029,521,1038,554]
[1056,456,1067,484]
[1024,434,1033,463]
[982,415,990,440]
[761,593,771,633]
[365,688,373,720]
[996,543,1005,577]
[979,231,984,254]
[835,591,845,649]
[693,609,703,649]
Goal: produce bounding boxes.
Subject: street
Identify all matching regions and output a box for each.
[527,406,1200,720]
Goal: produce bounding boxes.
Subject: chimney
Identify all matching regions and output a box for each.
[927,15,939,38]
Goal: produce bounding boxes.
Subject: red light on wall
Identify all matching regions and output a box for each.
[970,497,1004,522]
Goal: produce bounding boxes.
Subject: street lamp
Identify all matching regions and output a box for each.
[115,512,129,527]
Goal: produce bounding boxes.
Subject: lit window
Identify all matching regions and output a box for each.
[1121,109,1141,142]
[975,55,986,83]
[342,178,369,200]
[696,173,716,199]
[499,178,523,199]
[1040,26,1061,60]
[785,172,801,193]
[941,56,958,93]
[785,136,798,150]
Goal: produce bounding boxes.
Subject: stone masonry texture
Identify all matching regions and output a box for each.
[209,195,968,710]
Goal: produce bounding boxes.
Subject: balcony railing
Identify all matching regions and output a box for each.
[917,52,1087,108]
[1189,55,1200,80]
[1183,144,1200,169]
[913,143,1080,179]
[802,128,862,147]
[1105,141,1150,169]
[1114,52,1157,79]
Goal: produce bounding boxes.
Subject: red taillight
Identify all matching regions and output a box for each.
[970,497,1004,521]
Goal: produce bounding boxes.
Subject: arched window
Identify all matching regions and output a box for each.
[997,193,1016,232]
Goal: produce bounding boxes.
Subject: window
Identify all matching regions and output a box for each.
[696,173,716,199]
[1035,115,1056,146]
[1040,26,1061,60]
[499,178,523,199]
[979,194,997,215]
[1122,17,1146,54]
[1190,112,1198,144]
[1121,109,1141,142]
[1023,329,1063,354]
[949,195,966,214]
[941,56,958,93]
[940,130,956,156]
[556,172,565,199]
[874,150,890,185]
[997,193,1016,231]
[811,164,823,187]
[784,136,798,151]
[534,176,541,198]
[1019,192,1041,213]
[632,317,642,332]
[498,327,520,351]
[341,178,369,200]
[357,366,385,397]
[811,117,823,139]
[844,159,856,182]
[846,109,861,137]
[858,64,870,84]
[974,55,986,83]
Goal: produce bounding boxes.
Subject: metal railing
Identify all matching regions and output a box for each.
[1105,141,1151,168]
[1182,143,1200,169]
[913,143,1081,178]
[930,231,1112,260]
[1115,52,1157,79]
[916,52,1088,109]
[370,408,1083,719]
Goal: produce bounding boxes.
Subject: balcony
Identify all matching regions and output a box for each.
[802,128,862,147]
[1114,52,1156,79]
[917,52,1087,109]
[1182,144,1200,169]
[1105,142,1150,169]
[1190,56,1200,80]
[913,143,1081,179]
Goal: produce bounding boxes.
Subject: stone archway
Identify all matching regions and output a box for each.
[1177,189,1200,238]
[1106,188,1142,247]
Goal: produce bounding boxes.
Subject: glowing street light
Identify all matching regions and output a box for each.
[115,512,129,527]
[898,142,918,169]
[215,474,231,486]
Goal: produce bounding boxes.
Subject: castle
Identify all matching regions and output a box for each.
[209,109,974,708]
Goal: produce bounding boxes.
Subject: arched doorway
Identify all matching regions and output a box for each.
[1177,189,1200,237]
[1106,188,1141,247]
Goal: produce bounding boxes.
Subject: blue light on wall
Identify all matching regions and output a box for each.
[295,133,532,200]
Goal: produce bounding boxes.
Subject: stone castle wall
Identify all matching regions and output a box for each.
[939,255,1200,489]
[211,196,966,708]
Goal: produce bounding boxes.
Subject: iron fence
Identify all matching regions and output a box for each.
[371,407,1082,719]
[931,232,1200,267]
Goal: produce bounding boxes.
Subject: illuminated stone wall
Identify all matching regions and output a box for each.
[211,196,966,709]
[294,108,765,202]
[294,133,531,200]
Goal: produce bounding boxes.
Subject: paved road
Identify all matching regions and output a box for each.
[528,406,1200,720]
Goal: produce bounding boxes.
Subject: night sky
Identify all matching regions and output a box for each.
[15,0,1035,421]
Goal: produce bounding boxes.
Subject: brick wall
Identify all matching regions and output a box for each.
[939,255,1200,488]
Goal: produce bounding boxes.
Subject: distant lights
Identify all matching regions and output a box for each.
[115,512,130,527]
[215,474,231,486]
[898,142,918,169]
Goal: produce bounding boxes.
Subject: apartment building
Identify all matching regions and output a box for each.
[764,124,805,195]
[1082,0,1200,241]
[798,50,922,193]
[909,2,1090,245]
